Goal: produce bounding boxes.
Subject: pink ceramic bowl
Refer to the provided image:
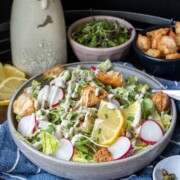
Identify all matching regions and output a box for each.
[67,15,136,62]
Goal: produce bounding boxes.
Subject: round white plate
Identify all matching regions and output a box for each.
[153,155,180,180]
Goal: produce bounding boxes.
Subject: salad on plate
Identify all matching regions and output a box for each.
[13,60,172,163]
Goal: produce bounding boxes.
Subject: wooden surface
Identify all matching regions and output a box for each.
[0,106,8,124]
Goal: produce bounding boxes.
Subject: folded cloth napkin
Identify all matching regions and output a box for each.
[0,62,180,180]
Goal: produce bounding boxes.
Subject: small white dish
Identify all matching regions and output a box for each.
[153,155,180,180]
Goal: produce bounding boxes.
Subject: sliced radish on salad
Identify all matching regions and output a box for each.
[18,113,37,137]
[90,66,97,71]
[140,120,164,145]
[108,136,132,160]
[47,85,64,108]
[52,138,74,161]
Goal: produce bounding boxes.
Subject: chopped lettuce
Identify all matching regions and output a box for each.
[141,98,155,119]
[72,149,95,162]
[41,131,60,155]
[32,80,41,88]
[97,59,112,71]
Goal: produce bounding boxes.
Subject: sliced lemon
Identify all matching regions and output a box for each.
[121,101,141,128]
[91,100,124,146]
[0,77,27,101]
[3,64,26,78]
[0,62,6,83]
[0,100,10,106]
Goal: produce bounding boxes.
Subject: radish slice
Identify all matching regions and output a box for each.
[140,120,164,145]
[90,66,97,71]
[48,85,64,108]
[18,113,37,137]
[52,138,74,161]
[111,98,121,107]
[108,137,131,160]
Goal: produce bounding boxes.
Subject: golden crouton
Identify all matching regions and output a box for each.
[175,21,180,35]
[168,28,176,39]
[151,34,162,49]
[97,71,123,88]
[145,49,164,58]
[81,85,107,107]
[43,65,65,79]
[157,35,178,55]
[137,34,151,52]
[175,34,180,49]
[94,147,113,162]
[13,93,35,116]
[151,91,170,112]
[146,28,170,38]
[166,53,180,59]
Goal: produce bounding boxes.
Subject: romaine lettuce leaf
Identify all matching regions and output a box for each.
[41,130,60,155]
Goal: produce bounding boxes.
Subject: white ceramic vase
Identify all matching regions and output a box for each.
[11,0,67,77]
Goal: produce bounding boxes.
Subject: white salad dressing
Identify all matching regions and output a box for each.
[107,102,117,109]
[65,127,74,139]
[60,120,69,128]
[95,87,101,96]
[71,133,83,145]
[26,87,33,94]
[38,120,51,130]
[50,70,69,88]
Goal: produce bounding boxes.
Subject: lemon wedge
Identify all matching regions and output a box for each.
[3,64,26,78]
[0,100,10,106]
[0,77,27,101]
[91,100,124,146]
[0,63,5,83]
[121,101,141,128]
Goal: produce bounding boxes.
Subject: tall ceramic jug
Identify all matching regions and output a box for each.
[11,0,67,77]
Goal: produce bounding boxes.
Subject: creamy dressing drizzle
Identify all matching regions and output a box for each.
[107,102,117,109]
[71,133,83,145]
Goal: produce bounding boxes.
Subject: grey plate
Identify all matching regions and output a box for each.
[8,62,177,180]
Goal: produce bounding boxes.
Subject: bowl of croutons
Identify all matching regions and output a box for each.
[133,22,180,80]
[68,15,136,62]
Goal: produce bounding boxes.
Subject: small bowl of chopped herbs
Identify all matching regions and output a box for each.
[67,15,136,62]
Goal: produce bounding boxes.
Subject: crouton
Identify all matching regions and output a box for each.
[151,91,170,112]
[43,65,65,79]
[175,34,180,49]
[146,28,170,38]
[97,71,123,88]
[13,93,35,116]
[175,21,180,35]
[157,35,178,55]
[81,85,107,107]
[137,34,151,52]
[168,28,176,39]
[151,34,162,49]
[145,49,164,58]
[166,53,180,59]
[94,147,113,162]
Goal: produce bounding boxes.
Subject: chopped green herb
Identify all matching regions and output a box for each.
[98,128,102,134]
[127,116,134,121]
[105,113,108,119]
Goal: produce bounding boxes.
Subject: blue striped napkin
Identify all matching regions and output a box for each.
[0,62,179,180]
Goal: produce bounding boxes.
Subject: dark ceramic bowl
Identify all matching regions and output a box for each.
[133,25,180,81]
